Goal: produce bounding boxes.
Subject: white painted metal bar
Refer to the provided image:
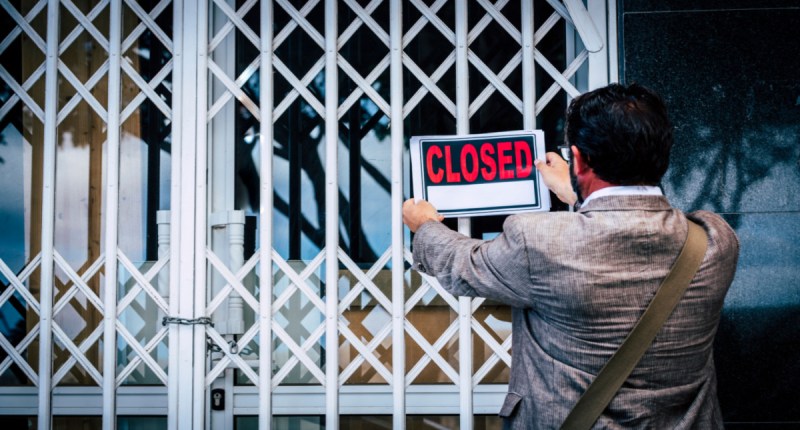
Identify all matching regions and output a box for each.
[56,1,105,57]
[522,0,536,130]
[124,0,173,52]
[193,0,210,429]
[157,210,171,309]
[0,64,45,122]
[119,60,173,119]
[0,384,512,416]
[543,0,574,26]
[336,251,393,314]
[404,320,460,385]
[37,1,60,429]
[55,62,109,123]
[228,219,246,430]
[466,51,522,115]
[563,0,603,53]
[0,1,47,52]
[60,0,110,51]
[102,1,122,428]
[207,5,239,429]
[587,0,608,90]
[534,47,582,97]
[50,253,104,317]
[271,324,327,386]
[168,0,182,424]
[169,0,201,428]
[607,0,619,83]
[540,51,588,114]
[208,0,257,52]
[257,0,274,414]
[454,1,473,429]
[324,0,339,428]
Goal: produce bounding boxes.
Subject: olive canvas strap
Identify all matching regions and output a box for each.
[560,220,709,430]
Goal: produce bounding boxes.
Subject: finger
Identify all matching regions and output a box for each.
[535,157,554,172]
[544,152,565,165]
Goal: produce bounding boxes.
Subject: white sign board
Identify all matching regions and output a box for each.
[410,130,551,217]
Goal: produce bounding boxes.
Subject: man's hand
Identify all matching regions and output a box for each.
[402,198,444,232]
[534,152,578,205]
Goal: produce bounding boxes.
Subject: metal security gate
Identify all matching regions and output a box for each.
[0,0,613,429]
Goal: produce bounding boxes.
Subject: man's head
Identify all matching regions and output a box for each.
[564,83,673,187]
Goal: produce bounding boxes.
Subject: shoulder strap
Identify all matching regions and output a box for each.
[560,220,709,430]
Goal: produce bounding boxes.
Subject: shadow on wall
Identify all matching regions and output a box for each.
[622,5,800,426]
[663,81,800,225]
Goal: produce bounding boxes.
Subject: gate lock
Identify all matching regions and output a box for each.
[211,388,225,411]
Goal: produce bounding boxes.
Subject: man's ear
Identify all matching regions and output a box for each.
[570,145,588,174]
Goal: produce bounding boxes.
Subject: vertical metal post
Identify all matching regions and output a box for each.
[102,1,123,428]
[38,1,60,429]
[193,0,210,428]
[607,0,618,83]
[324,0,340,428]
[210,1,237,214]
[389,0,405,428]
[227,213,246,332]
[258,1,274,428]
[207,4,238,429]
[170,0,202,428]
[587,0,608,90]
[454,1,472,429]
[158,210,171,303]
[521,0,537,131]
[168,0,182,425]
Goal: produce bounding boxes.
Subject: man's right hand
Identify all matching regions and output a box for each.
[534,152,577,206]
[402,198,444,233]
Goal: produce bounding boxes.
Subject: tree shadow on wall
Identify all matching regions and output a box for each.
[662,81,800,229]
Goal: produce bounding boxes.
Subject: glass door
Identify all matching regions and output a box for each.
[0,0,178,428]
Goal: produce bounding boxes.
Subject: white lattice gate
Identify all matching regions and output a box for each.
[0,0,613,429]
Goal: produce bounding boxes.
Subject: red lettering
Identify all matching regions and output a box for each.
[444,145,461,183]
[429,139,533,185]
[514,140,533,179]
[498,141,514,179]
[480,143,496,181]
[461,144,479,182]
[426,145,444,183]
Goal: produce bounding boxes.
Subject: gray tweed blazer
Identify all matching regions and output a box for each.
[412,195,739,429]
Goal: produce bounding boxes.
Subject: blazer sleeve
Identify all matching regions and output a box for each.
[411,217,534,307]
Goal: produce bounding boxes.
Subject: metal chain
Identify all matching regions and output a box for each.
[207,337,224,354]
[161,316,214,327]
[161,317,253,356]
[206,337,254,356]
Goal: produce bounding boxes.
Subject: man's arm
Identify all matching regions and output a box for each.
[403,200,534,306]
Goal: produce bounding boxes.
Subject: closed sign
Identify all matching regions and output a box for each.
[410,130,551,217]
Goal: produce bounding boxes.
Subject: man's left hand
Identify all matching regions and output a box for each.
[402,199,444,232]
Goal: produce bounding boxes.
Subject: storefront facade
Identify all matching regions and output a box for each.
[0,0,615,429]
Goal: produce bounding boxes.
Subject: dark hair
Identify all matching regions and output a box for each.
[564,83,673,185]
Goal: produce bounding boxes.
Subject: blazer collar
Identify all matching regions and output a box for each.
[577,194,673,213]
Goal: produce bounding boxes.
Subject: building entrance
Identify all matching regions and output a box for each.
[0,1,612,428]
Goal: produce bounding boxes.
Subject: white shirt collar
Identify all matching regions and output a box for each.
[580,185,663,207]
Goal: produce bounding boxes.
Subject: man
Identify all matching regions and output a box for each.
[402,83,739,429]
